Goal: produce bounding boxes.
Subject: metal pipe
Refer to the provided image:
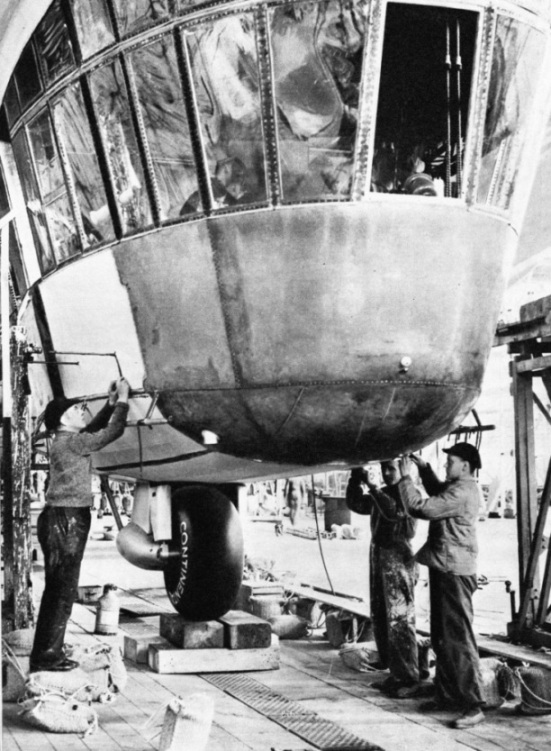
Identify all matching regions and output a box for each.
[455,19,463,195]
[445,22,452,197]
[116,522,178,570]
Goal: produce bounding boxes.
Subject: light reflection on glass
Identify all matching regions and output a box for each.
[477,17,546,209]
[186,14,268,212]
[89,60,153,233]
[270,1,365,202]
[131,37,200,220]
[55,83,115,245]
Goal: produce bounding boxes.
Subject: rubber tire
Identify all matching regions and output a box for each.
[163,486,244,621]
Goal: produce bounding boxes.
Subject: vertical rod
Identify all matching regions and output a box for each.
[513,360,539,623]
[444,22,452,197]
[455,19,463,195]
[1,214,15,691]
[517,455,551,630]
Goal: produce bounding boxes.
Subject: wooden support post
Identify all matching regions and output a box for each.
[512,359,539,624]
[517,456,551,630]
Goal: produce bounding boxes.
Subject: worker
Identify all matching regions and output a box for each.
[346,463,419,697]
[398,444,485,729]
[30,378,129,672]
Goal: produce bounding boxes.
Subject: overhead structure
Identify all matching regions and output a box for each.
[495,294,551,648]
[0,0,550,479]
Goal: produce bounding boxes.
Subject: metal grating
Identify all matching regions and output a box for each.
[202,673,383,751]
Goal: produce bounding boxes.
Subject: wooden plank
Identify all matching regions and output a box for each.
[148,634,280,673]
[285,584,370,619]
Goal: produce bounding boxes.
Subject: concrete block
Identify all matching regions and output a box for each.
[218,610,272,650]
[160,614,224,649]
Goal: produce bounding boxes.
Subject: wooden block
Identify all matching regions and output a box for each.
[236,581,284,611]
[148,634,280,673]
[123,627,169,663]
[218,610,272,649]
[160,614,224,649]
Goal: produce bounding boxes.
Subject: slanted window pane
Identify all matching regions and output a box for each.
[27,111,80,264]
[111,0,170,37]
[477,17,546,210]
[131,37,200,220]
[270,1,366,203]
[0,164,9,218]
[4,78,21,128]
[34,0,75,84]
[11,130,56,274]
[89,60,152,233]
[10,224,28,298]
[186,15,267,212]
[54,83,115,244]
[16,43,42,111]
[72,0,116,59]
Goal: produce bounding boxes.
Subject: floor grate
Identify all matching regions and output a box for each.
[202,672,383,750]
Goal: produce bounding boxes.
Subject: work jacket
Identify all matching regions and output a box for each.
[398,464,479,576]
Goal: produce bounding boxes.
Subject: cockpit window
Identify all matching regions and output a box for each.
[54,82,116,245]
[111,0,171,37]
[372,3,477,198]
[27,110,80,264]
[270,0,367,203]
[477,15,547,210]
[34,0,75,85]
[185,14,268,213]
[131,37,201,221]
[72,0,116,59]
[89,60,153,233]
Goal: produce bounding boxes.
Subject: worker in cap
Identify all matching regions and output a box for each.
[397,443,484,729]
[30,378,129,672]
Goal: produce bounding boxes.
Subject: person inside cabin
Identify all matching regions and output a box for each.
[398,444,485,729]
[346,462,420,697]
[180,156,250,214]
[30,378,129,673]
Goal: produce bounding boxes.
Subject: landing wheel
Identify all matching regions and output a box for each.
[163,486,244,621]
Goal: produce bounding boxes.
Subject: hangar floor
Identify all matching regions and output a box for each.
[3,513,551,751]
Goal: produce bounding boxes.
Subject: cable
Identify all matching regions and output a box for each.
[311,475,335,594]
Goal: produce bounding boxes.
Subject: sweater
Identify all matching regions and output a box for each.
[46,401,129,508]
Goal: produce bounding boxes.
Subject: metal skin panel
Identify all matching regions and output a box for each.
[113,222,236,391]
[104,199,515,465]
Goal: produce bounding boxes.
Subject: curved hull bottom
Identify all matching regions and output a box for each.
[158,380,480,465]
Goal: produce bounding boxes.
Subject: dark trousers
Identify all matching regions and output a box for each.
[370,542,419,684]
[429,569,483,710]
[30,506,91,668]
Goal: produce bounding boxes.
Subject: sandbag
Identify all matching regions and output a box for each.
[2,641,28,703]
[339,641,379,672]
[268,615,309,639]
[3,627,35,656]
[68,643,127,693]
[478,657,505,709]
[19,691,98,736]
[26,667,115,703]
[144,694,215,751]
[516,666,551,715]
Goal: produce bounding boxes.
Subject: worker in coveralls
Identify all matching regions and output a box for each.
[398,444,485,729]
[30,379,129,672]
[346,462,419,697]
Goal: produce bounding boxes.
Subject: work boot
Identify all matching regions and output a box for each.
[30,657,79,673]
[450,707,485,729]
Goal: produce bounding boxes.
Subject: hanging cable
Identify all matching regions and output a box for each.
[311,475,335,594]
[445,21,452,197]
[455,18,463,195]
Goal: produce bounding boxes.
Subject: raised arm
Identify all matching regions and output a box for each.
[73,378,129,456]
